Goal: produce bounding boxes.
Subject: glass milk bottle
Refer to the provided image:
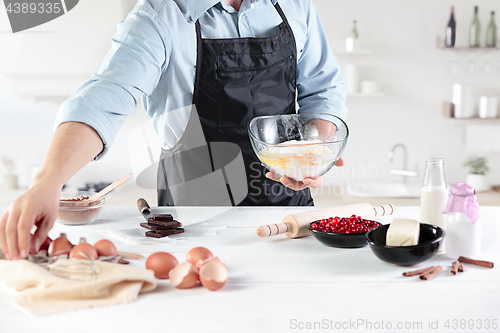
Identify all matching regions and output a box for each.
[420,158,448,251]
[443,183,481,259]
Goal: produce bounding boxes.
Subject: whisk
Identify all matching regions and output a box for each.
[29,249,120,282]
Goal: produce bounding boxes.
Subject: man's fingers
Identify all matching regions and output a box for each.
[0,210,10,260]
[31,215,54,253]
[280,177,306,191]
[5,209,21,260]
[265,172,281,182]
[17,210,37,259]
[335,157,344,167]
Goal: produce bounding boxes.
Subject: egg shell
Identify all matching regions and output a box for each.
[169,262,199,289]
[94,239,118,257]
[48,236,73,257]
[186,247,213,268]
[199,260,228,291]
[146,252,178,279]
[198,256,223,268]
[69,243,98,260]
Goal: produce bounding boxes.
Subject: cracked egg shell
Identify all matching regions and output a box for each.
[199,260,228,291]
[69,243,98,260]
[169,262,199,289]
[94,239,118,257]
[146,252,178,279]
[198,256,223,268]
[48,236,73,257]
[186,247,213,269]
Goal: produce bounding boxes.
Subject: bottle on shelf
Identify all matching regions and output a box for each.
[420,158,448,252]
[445,6,456,47]
[469,6,481,47]
[351,20,359,39]
[486,11,497,47]
[345,20,360,52]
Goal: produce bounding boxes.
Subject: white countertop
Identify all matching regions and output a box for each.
[1,205,499,333]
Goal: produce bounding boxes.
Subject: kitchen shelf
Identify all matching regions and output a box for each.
[448,117,500,125]
[438,46,500,52]
[436,36,499,51]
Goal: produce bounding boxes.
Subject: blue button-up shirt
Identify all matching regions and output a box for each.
[55,0,347,158]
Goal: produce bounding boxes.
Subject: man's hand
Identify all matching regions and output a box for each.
[265,157,344,191]
[0,181,60,260]
[0,122,103,260]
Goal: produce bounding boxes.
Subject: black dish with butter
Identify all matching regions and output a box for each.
[365,223,444,266]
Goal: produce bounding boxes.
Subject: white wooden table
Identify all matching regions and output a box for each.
[1,205,499,333]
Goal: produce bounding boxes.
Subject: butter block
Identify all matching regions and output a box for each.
[386,219,420,246]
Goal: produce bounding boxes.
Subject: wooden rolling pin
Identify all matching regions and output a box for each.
[256,203,396,239]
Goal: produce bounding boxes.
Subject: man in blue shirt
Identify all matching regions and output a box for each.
[0,0,347,259]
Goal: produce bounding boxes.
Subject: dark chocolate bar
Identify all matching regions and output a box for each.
[140,222,176,230]
[147,219,181,228]
[145,231,169,238]
[150,214,174,221]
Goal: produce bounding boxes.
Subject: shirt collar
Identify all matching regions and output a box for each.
[174,0,220,23]
[174,0,274,22]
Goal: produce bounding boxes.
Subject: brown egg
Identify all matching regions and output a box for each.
[48,236,73,257]
[39,236,52,252]
[146,252,178,279]
[93,239,118,257]
[186,247,213,269]
[199,260,228,291]
[30,235,52,255]
[69,243,98,260]
[169,262,199,289]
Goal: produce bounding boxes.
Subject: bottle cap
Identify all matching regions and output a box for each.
[443,183,480,224]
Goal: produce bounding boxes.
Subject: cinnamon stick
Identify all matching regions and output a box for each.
[402,266,435,277]
[458,256,494,269]
[420,266,442,280]
[458,263,464,272]
[451,260,459,275]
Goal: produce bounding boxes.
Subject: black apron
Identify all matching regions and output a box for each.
[158,2,312,206]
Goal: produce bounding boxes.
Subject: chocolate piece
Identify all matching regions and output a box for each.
[152,228,178,236]
[147,219,181,228]
[140,222,177,230]
[145,231,169,238]
[145,228,184,238]
[150,214,174,221]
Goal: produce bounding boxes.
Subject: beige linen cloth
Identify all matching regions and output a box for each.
[0,259,157,316]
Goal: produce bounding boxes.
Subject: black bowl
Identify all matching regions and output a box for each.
[366,223,444,266]
[308,221,381,248]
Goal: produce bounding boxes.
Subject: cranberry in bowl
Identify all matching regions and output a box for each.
[308,215,381,248]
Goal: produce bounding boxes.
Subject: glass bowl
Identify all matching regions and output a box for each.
[248,113,348,181]
[57,191,104,225]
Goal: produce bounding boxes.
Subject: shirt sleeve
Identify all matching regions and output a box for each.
[54,5,169,160]
[296,0,348,121]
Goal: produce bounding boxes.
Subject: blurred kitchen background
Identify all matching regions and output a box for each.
[1,0,499,206]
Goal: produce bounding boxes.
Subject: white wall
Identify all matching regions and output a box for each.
[316,0,500,188]
[0,0,499,191]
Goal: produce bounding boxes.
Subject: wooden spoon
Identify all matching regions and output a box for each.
[87,173,133,201]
